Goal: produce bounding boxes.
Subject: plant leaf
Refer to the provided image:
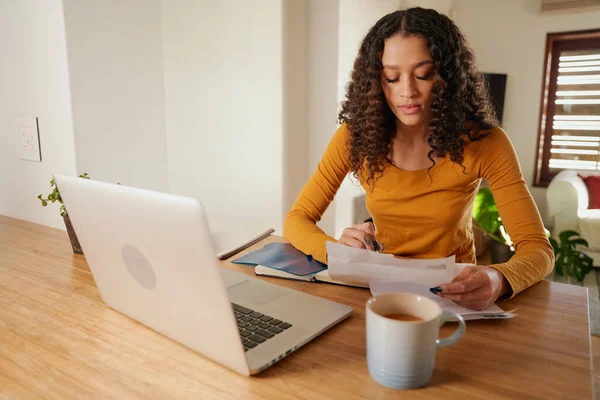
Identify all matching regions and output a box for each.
[552,230,593,282]
[549,237,559,255]
[569,238,589,248]
[559,230,580,244]
[555,253,565,276]
[573,265,584,281]
[476,206,502,235]
[472,188,507,241]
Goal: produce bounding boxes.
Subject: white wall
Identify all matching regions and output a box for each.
[2,0,299,250]
[453,0,600,225]
[62,0,169,192]
[283,0,308,218]
[306,0,340,236]
[0,0,77,230]
[162,0,285,250]
[400,0,454,16]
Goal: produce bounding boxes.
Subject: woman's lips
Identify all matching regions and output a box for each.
[398,105,422,115]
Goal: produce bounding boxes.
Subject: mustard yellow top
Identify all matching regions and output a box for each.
[283,123,554,297]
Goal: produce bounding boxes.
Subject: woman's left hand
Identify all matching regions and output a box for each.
[436,265,510,311]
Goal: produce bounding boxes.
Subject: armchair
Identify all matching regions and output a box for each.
[546,170,600,266]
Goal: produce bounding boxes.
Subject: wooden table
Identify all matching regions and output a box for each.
[0,215,593,399]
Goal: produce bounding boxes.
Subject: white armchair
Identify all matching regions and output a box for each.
[547,170,600,266]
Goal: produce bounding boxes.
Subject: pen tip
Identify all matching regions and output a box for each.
[429,287,442,295]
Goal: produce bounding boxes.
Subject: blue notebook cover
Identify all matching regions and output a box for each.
[232,243,327,276]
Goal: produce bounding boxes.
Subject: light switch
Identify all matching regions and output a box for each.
[16,116,42,162]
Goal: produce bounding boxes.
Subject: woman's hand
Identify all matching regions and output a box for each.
[338,222,377,250]
[435,265,511,311]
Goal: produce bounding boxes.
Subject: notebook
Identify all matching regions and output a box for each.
[254,265,369,288]
[231,242,368,289]
[232,242,327,275]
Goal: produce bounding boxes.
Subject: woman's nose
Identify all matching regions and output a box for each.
[399,76,417,98]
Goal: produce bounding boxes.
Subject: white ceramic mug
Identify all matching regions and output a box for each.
[366,292,466,390]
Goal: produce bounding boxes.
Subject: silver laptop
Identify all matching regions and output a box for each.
[54,174,352,376]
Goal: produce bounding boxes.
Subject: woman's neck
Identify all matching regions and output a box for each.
[387,119,439,171]
[393,120,430,148]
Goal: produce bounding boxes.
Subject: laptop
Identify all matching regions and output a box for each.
[53,174,352,376]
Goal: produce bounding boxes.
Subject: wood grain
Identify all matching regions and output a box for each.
[0,215,593,399]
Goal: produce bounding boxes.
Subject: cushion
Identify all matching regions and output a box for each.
[579,174,600,209]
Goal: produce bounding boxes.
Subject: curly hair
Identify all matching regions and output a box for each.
[338,7,498,187]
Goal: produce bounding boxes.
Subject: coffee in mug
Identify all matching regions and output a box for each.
[382,313,423,322]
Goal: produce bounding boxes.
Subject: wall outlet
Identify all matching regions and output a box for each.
[16,116,42,162]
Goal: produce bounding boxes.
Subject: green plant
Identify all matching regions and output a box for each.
[38,173,89,217]
[472,187,507,245]
[473,188,551,250]
[549,230,593,282]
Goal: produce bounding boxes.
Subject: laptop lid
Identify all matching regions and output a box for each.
[54,174,251,376]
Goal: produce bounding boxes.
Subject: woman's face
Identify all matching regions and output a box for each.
[380,34,435,128]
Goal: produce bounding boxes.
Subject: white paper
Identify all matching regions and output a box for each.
[369,282,516,320]
[326,241,457,287]
[326,242,515,321]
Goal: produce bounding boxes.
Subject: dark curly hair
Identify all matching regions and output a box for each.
[338,7,498,187]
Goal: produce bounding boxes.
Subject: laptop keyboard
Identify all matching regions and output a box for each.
[231,303,293,352]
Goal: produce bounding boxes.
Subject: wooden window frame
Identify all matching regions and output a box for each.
[534,28,600,187]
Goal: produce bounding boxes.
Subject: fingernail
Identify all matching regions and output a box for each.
[429,287,442,295]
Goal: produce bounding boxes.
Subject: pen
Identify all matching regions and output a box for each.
[363,237,384,253]
[373,240,384,253]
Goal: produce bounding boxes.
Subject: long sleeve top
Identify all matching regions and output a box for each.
[283,123,554,297]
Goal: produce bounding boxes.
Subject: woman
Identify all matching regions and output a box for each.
[283,7,554,311]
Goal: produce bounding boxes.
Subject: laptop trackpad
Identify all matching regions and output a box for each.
[227,281,286,306]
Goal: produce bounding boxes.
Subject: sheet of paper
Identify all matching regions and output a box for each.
[369,281,516,320]
[326,241,457,286]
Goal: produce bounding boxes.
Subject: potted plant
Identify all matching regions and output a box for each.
[472,187,515,263]
[549,230,593,283]
[38,173,89,254]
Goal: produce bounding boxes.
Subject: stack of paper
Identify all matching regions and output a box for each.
[326,242,516,320]
[326,241,456,286]
[369,282,516,321]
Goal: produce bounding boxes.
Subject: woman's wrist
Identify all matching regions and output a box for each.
[487,266,511,299]
[496,269,511,298]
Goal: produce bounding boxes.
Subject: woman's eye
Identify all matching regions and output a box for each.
[385,77,399,83]
[416,72,433,80]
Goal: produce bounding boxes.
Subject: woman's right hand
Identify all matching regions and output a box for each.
[338,222,377,250]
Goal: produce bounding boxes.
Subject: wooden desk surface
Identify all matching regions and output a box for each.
[0,215,593,399]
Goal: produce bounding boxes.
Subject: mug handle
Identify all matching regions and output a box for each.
[436,311,466,348]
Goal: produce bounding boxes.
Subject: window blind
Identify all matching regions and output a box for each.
[550,49,600,171]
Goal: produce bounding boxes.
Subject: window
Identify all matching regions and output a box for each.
[534,29,600,187]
